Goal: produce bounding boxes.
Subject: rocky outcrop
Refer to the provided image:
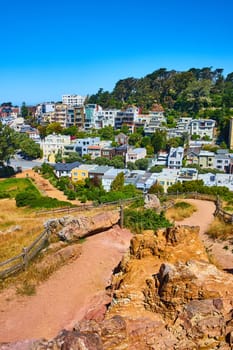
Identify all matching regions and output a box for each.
[44,211,120,242]
[144,194,160,210]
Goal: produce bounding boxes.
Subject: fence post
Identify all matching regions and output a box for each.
[22,247,28,270]
[120,204,124,229]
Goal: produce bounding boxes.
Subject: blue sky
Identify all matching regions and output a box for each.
[1,0,233,105]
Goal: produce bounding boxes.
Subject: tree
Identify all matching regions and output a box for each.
[110,172,125,191]
[151,130,167,153]
[135,158,149,170]
[0,123,17,163]
[20,137,42,159]
[21,102,28,118]
[127,161,137,171]
[46,122,63,135]
[148,182,164,194]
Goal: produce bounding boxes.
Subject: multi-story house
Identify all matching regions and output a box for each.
[114,106,139,133]
[168,147,184,169]
[198,150,215,169]
[88,165,114,181]
[62,94,86,107]
[156,168,179,193]
[144,104,166,134]
[125,147,147,164]
[87,145,102,159]
[190,119,215,140]
[66,106,85,129]
[35,102,55,124]
[101,147,116,160]
[115,133,128,145]
[40,134,71,162]
[214,150,231,172]
[53,104,68,128]
[94,109,119,129]
[84,104,102,130]
[135,172,158,192]
[184,147,201,166]
[64,137,100,158]
[71,164,97,183]
[154,151,168,166]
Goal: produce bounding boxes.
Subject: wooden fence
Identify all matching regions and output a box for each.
[35,196,143,216]
[0,229,50,279]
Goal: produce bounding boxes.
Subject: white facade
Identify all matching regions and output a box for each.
[168,147,184,169]
[64,137,101,157]
[62,94,86,106]
[156,169,179,193]
[94,109,119,128]
[125,147,147,163]
[190,119,215,139]
[40,134,71,161]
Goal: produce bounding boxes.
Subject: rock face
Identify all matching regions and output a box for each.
[4,224,233,349]
[144,193,160,210]
[44,211,120,242]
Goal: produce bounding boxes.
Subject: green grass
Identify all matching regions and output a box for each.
[0,178,40,198]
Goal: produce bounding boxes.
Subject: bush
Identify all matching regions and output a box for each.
[15,190,71,209]
[124,208,172,233]
[174,202,192,209]
[16,191,39,207]
[67,190,76,200]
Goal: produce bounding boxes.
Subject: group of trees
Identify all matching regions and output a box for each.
[0,123,41,164]
[88,67,233,113]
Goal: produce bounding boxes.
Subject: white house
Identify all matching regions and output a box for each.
[62,94,86,107]
[168,147,184,169]
[125,147,147,163]
[40,134,71,161]
[64,137,101,157]
[190,119,215,140]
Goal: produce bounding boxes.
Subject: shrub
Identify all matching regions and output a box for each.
[124,208,172,233]
[16,191,39,207]
[67,190,76,200]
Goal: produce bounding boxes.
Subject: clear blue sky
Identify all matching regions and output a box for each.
[1,0,233,105]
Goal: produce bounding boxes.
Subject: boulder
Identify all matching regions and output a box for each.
[144,193,160,210]
[57,211,120,242]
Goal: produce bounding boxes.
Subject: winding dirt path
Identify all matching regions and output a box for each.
[0,227,132,343]
[176,199,233,270]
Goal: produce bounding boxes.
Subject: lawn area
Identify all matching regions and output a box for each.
[0,178,40,198]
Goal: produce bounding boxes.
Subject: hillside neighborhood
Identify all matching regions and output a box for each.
[1,93,233,194]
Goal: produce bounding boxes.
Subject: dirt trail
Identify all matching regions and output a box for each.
[176,199,233,270]
[0,227,132,342]
[16,169,80,204]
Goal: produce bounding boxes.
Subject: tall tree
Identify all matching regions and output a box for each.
[0,123,17,163]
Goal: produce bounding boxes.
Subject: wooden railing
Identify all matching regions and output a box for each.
[0,230,49,279]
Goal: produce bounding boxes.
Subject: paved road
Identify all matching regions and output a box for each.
[9,156,44,171]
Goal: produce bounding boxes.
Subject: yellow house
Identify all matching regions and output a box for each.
[71,167,88,182]
[71,164,97,182]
